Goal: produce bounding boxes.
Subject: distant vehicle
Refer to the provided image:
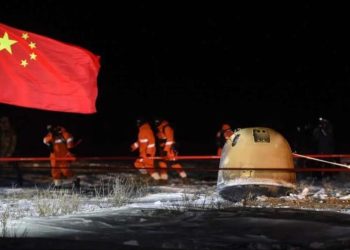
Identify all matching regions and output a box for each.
[217,127,296,201]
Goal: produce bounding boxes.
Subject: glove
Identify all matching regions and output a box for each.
[48,143,54,153]
[130,142,139,152]
[66,151,75,159]
[137,157,145,162]
[166,151,176,161]
[164,145,171,153]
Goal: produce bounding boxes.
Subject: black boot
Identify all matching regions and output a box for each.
[53,185,62,190]
[158,179,168,185]
[180,178,190,185]
[73,177,81,189]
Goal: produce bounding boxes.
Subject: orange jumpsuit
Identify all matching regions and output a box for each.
[131,122,160,180]
[43,126,74,185]
[156,120,187,180]
[216,123,234,156]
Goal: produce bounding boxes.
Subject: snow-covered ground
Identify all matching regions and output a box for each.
[2,164,350,249]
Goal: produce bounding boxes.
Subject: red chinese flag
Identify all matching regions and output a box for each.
[0,23,100,114]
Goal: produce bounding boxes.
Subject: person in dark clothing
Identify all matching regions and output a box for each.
[0,116,22,186]
[313,117,335,154]
[312,117,335,179]
[292,123,314,167]
[293,123,314,153]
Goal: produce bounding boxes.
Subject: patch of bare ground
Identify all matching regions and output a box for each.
[245,196,350,211]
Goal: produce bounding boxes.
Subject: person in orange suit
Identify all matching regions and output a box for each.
[154,118,187,183]
[43,125,79,188]
[131,118,160,181]
[216,123,234,156]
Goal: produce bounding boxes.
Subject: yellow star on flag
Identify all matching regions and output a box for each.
[22,33,29,40]
[0,32,18,54]
[28,41,36,49]
[20,59,28,67]
[29,52,37,60]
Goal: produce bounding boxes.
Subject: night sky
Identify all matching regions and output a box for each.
[1,1,350,156]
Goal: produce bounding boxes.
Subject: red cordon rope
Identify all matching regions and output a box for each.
[0,154,349,172]
[0,156,222,162]
[0,154,349,162]
[293,154,350,158]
